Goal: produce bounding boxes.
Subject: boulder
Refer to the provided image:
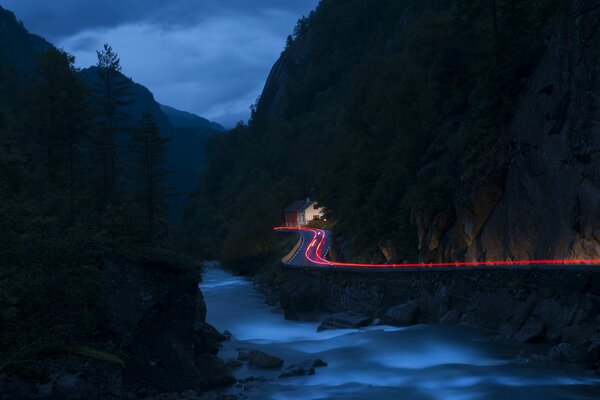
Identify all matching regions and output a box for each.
[515,321,545,343]
[181,390,199,400]
[247,350,284,369]
[384,300,418,326]
[548,339,600,367]
[225,359,243,368]
[317,312,372,332]
[561,325,596,343]
[440,310,462,325]
[279,363,315,378]
[312,358,328,368]
[278,358,328,378]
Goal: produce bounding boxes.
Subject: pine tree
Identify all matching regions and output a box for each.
[129,112,173,243]
[92,44,132,209]
[27,49,91,221]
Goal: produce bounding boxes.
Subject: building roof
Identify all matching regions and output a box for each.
[284,199,316,213]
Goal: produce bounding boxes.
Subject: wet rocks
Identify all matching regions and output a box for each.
[142,391,237,400]
[317,312,372,331]
[279,364,315,378]
[247,350,284,369]
[440,309,462,325]
[384,300,418,326]
[225,359,243,368]
[549,339,600,367]
[278,359,327,379]
[515,320,545,343]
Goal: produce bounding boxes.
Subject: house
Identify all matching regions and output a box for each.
[284,198,325,226]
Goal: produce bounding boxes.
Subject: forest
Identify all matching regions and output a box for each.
[0,36,193,371]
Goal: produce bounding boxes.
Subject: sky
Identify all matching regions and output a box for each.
[2,0,319,128]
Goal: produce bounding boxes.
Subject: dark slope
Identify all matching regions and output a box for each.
[184,0,599,271]
[0,5,52,75]
[160,104,225,132]
[79,67,223,222]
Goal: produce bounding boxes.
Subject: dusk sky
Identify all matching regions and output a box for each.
[3,0,319,128]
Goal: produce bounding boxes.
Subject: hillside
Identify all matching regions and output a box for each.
[160,104,225,132]
[79,67,223,222]
[184,0,600,272]
[0,6,51,75]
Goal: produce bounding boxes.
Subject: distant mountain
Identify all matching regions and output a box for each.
[0,5,52,75]
[79,67,223,222]
[160,104,225,132]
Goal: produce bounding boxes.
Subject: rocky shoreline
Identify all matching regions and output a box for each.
[274,264,600,373]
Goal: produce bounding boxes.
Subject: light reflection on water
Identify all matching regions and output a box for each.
[200,266,600,400]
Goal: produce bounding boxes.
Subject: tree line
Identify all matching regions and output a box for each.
[0,43,177,366]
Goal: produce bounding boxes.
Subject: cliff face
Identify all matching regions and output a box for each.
[412,0,600,262]
[253,0,600,264]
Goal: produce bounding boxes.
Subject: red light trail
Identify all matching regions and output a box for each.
[274,226,600,268]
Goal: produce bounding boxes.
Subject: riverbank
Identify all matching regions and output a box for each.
[0,256,234,400]
[204,265,600,399]
[274,264,600,372]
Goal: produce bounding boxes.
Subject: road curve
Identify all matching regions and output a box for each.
[274,226,600,269]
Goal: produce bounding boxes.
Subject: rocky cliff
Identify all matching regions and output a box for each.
[411,0,600,263]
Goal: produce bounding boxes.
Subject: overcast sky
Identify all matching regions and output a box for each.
[3,0,318,128]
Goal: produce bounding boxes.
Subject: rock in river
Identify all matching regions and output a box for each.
[317,312,372,331]
[384,300,418,326]
[279,359,328,379]
[247,350,284,369]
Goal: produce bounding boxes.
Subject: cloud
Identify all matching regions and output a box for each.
[2,0,319,127]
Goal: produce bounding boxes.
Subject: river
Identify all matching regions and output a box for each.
[200,265,599,400]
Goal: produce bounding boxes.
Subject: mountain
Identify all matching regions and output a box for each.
[184,0,600,272]
[160,104,225,132]
[79,67,223,222]
[0,6,52,76]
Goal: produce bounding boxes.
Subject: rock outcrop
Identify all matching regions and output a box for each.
[246,350,284,369]
[317,312,372,331]
[411,0,600,263]
[104,258,234,394]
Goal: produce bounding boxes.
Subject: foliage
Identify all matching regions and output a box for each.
[128,112,174,244]
[0,44,187,369]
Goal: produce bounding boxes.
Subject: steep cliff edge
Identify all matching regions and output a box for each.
[411,0,600,262]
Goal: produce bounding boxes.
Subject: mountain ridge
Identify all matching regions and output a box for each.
[160,103,225,132]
